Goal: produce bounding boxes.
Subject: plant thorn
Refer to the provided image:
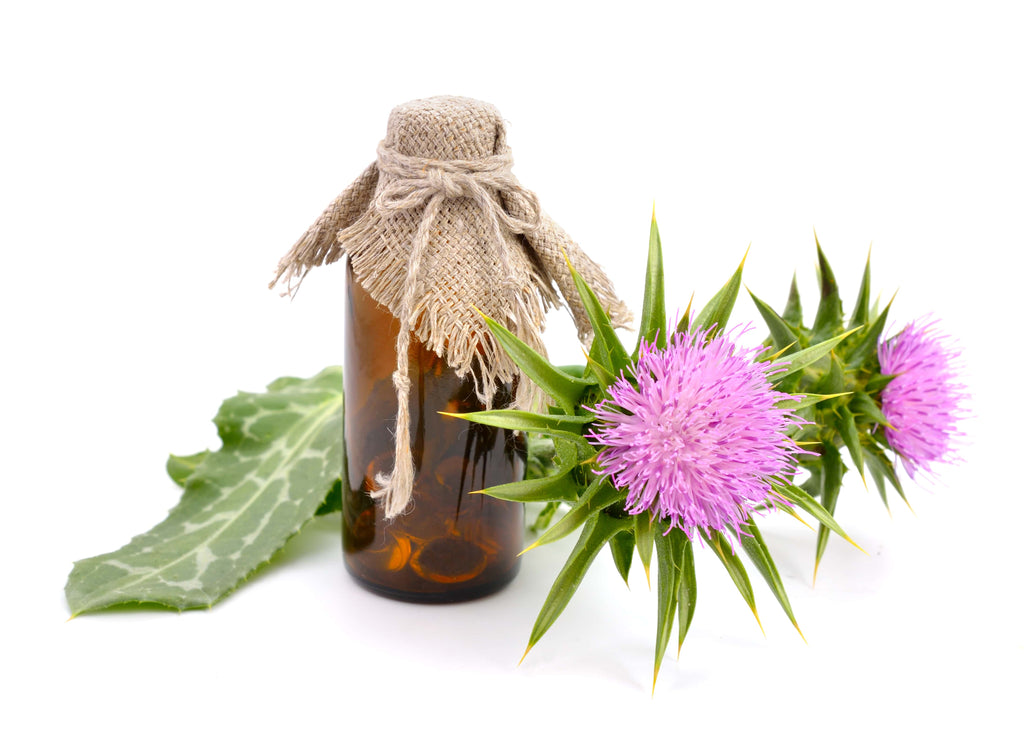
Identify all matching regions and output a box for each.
[740,243,751,269]
[752,607,766,637]
[518,644,533,666]
[794,621,808,644]
[783,507,813,530]
[844,534,869,555]
[517,539,542,557]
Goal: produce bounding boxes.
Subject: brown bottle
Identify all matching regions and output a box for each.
[342,264,525,602]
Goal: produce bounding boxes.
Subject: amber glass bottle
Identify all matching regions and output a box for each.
[341,265,525,602]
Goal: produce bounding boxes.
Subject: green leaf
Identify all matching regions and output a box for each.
[865,373,897,394]
[775,392,851,411]
[314,478,343,516]
[556,364,589,379]
[864,443,908,508]
[850,249,872,331]
[836,405,865,479]
[525,434,557,479]
[166,450,209,487]
[584,354,618,390]
[635,211,667,355]
[526,476,624,551]
[677,538,696,655]
[846,298,893,369]
[566,258,631,375]
[446,409,592,442]
[478,467,580,503]
[524,513,632,657]
[66,367,346,616]
[482,436,580,503]
[783,274,803,326]
[635,510,655,587]
[863,447,891,513]
[530,501,562,533]
[480,314,593,412]
[701,529,762,634]
[740,518,803,639]
[812,237,844,340]
[814,352,846,397]
[748,289,799,354]
[676,294,694,334]
[848,391,889,428]
[693,250,747,337]
[813,441,846,580]
[770,328,859,381]
[610,529,635,586]
[654,527,686,688]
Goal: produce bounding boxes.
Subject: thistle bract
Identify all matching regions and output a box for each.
[879,318,966,477]
[589,329,801,542]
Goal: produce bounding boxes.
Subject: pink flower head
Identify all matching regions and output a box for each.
[587,327,803,542]
[878,318,966,478]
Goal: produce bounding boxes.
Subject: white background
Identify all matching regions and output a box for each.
[3,1,1020,738]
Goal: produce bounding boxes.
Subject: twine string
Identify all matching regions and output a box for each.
[371,144,542,518]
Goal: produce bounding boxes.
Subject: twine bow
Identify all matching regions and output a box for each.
[364,143,542,518]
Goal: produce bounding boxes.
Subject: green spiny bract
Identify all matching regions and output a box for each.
[748,235,904,579]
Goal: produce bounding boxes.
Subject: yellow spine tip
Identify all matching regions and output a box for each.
[517,541,541,558]
[644,565,652,591]
[845,536,869,555]
[740,243,751,268]
[812,559,821,587]
[793,622,808,644]
[753,609,766,638]
[518,645,533,666]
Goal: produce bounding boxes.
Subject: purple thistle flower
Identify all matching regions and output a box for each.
[878,318,966,478]
[587,327,803,542]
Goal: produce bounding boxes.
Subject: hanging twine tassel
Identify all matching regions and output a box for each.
[369,145,542,518]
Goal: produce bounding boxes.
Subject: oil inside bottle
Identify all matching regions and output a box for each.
[342,264,525,602]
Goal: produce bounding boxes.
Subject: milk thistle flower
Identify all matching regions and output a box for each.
[588,328,802,543]
[463,216,862,689]
[878,319,966,478]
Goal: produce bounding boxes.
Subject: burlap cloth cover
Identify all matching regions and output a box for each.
[272,96,630,518]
